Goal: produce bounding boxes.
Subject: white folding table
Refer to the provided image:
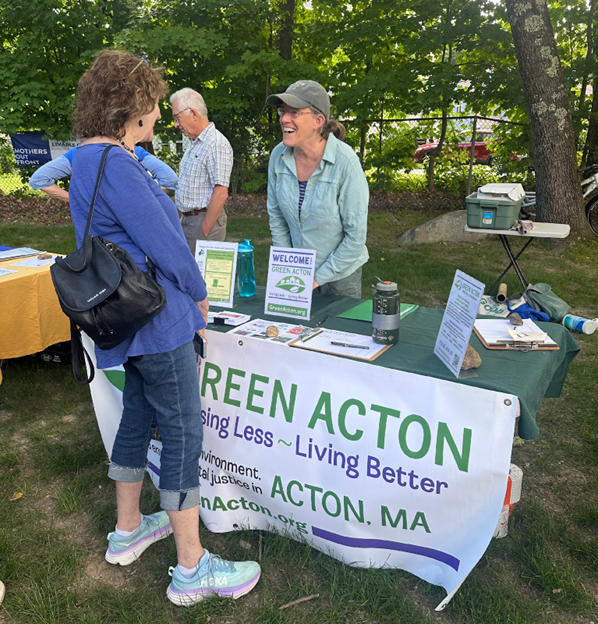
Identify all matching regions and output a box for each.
[464,222,570,294]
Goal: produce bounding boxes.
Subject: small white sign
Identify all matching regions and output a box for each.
[434,270,485,377]
[264,247,316,320]
[195,241,238,308]
[49,138,79,159]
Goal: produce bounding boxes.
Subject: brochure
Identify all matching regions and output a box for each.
[227,319,303,345]
[195,241,238,308]
[207,311,251,327]
[434,270,485,377]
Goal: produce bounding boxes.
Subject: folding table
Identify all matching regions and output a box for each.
[464,223,570,294]
[0,255,69,382]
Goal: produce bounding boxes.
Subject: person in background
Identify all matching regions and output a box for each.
[266,80,369,298]
[170,88,233,253]
[29,144,178,201]
[69,50,260,607]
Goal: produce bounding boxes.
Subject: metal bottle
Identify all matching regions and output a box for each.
[371,276,400,345]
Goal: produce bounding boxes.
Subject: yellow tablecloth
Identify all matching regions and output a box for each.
[0,255,70,368]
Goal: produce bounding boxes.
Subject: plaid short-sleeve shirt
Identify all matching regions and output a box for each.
[175,122,233,213]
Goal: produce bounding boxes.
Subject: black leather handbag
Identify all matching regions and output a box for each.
[50,145,167,383]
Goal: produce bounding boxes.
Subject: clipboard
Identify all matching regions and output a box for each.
[473,326,559,351]
[289,329,392,361]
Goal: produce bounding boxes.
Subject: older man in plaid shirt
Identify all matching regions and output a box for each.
[171,88,233,252]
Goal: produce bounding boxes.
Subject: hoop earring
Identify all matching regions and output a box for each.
[138,120,144,127]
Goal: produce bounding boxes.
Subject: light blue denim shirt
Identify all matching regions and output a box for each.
[29,146,179,190]
[267,133,369,286]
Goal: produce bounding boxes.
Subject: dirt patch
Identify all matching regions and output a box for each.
[0,191,463,226]
[0,410,14,424]
[0,196,72,225]
[66,511,135,595]
[367,190,464,213]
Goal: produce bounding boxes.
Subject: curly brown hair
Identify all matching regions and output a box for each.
[72,50,168,139]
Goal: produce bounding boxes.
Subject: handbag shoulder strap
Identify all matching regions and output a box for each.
[83,144,118,240]
[55,144,118,274]
[69,320,95,385]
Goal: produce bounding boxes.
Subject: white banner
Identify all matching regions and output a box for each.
[85,331,517,608]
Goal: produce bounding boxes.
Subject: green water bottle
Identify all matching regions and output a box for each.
[371,276,400,345]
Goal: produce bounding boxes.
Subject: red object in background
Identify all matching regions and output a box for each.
[413,129,495,165]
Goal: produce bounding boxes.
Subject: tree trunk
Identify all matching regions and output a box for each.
[504,0,587,237]
[583,76,598,168]
[277,0,295,61]
[426,110,448,192]
[359,121,367,164]
[582,18,598,169]
[427,32,451,192]
[576,0,596,148]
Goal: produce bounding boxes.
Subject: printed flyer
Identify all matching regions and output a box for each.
[195,241,238,308]
[265,247,316,320]
[434,270,485,377]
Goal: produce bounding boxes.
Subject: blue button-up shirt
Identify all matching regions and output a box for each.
[267,133,369,286]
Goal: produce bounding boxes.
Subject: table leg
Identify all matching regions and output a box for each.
[486,236,534,294]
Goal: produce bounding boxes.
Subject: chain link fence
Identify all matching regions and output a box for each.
[0,138,44,197]
[0,115,530,199]
[215,115,531,197]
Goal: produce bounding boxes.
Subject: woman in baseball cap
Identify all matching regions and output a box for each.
[266,80,369,298]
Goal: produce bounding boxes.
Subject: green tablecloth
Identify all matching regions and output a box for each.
[212,288,580,440]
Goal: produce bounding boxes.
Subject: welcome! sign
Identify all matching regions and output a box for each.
[264,247,316,320]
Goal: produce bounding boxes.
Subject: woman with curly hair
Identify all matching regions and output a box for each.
[69,50,260,606]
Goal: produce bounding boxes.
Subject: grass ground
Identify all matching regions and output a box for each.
[1,209,598,623]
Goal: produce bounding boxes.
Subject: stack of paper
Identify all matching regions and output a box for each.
[208,311,251,326]
[0,247,42,261]
[474,319,557,347]
[477,183,525,202]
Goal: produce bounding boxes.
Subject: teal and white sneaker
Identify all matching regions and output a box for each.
[105,511,172,566]
[166,549,261,606]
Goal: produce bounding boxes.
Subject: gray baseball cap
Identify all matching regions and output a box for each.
[266,80,330,121]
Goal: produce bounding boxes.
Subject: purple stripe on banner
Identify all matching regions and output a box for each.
[312,526,460,572]
[147,461,160,476]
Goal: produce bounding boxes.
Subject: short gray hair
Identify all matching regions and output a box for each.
[170,88,208,119]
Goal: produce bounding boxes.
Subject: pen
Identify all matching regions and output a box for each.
[315,314,329,327]
[330,341,369,349]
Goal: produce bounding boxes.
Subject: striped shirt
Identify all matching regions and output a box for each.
[298,180,307,219]
[175,123,233,213]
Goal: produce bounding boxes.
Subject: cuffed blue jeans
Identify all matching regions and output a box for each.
[108,341,203,511]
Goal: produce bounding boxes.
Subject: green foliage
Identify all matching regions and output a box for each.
[0,0,595,204]
[431,155,499,196]
[363,123,421,191]
[0,0,129,139]
[0,140,17,175]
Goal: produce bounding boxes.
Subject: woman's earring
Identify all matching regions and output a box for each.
[138,120,144,127]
